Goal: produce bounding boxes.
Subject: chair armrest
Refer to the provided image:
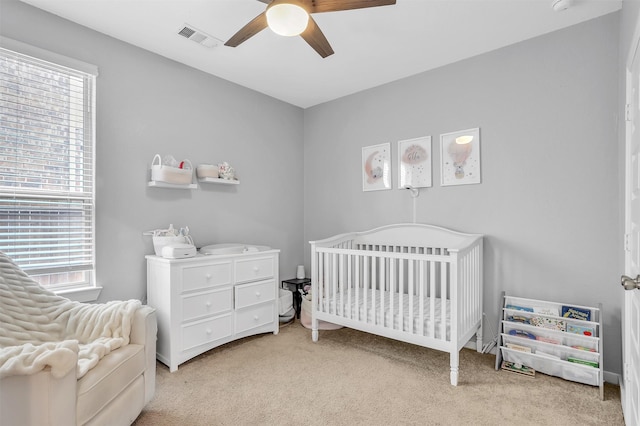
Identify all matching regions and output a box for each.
[0,366,77,426]
[129,305,157,404]
[129,305,156,346]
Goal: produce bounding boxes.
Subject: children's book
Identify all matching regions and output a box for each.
[530,316,566,332]
[571,345,597,352]
[566,323,595,337]
[509,329,537,339]
[561,305,591,321]
[536,336,560,344]
[501,361,535,376]
[533,307,560,316]
[507,315,531,325]
[567,357,599,368]
[506,304,534,312]
[506,343,532,353]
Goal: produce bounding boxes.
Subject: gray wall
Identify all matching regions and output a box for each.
[1,0,305,303]
[0,0,627,376]
[303,13,622,374]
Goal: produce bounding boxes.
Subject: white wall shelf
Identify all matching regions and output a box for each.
[147,181,197,189]
[495,292,604,400]
[198,177,239,185]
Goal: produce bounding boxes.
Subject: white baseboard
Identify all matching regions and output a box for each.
[604,371,621,385]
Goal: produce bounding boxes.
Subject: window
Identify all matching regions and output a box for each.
[0,41,97,291]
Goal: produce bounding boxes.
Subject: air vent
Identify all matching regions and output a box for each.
[177,24,222,48]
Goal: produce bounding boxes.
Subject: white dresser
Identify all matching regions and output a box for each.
[146,249,280,372]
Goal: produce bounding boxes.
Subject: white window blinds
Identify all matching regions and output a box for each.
[0,46,96,288]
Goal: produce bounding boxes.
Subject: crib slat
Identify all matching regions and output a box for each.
[408,259,414,334]
[399,258,404,331]
[389,257,395,331]
[429,259,436,338]
[355,254,360,321]
[380,258,385,327]
[347,254,352,319]
[325,253,330,314]
[331,253,338,315]
[458,256,468,330]
[364,255,369,323]
[339,253,344,317]
[371,255,377,325]
[419,261,425,336]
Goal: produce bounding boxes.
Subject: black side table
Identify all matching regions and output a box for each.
[282,278,311,319]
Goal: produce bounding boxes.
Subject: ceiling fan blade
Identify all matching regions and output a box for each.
[224,12,268,47]
[308,0,396,14]
[300,16,334,58]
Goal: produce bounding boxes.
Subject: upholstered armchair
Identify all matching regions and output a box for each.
[0,253,157,426]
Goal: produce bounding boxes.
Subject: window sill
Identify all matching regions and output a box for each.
[54,286,102,303]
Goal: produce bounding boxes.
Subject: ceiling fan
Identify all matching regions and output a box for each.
[224,0,397,58]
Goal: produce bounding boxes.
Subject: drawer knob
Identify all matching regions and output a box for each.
[255,291,261,298]
[253,266,259,272]
[205,274,212,280]
[206,301,211,308]
[206,329,212,334]
[253,315,259,321]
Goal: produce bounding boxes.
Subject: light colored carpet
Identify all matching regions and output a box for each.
[134,321,623,426]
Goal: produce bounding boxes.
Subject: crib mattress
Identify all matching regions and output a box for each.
[323,289,450,340]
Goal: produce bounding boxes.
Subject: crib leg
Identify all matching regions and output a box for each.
[450,352,459,386]
[312,317,319,342]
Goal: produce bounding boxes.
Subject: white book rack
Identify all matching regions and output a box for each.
[495,293,604,400]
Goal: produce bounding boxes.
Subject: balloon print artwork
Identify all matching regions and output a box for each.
[447,141,472,179]
[398,136,432,188]
[440,128,481,186]
[362,143,391,191]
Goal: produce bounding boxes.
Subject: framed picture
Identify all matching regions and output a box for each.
[362,143,391,191]
[440,128,481,186]
[398,136,431,188]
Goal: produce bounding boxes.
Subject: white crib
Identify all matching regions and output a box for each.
[309,223,483,386]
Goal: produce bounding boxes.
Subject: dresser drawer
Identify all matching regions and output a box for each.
[182,314,232,351]
[235,280,275,309]
[235,303,275,334]
[182,262,232,292]
[235,257,274,283]
[182,287,232,322]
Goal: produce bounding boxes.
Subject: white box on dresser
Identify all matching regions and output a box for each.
[146,249,280,372]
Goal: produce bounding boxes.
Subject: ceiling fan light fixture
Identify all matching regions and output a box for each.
[266,2,309,37]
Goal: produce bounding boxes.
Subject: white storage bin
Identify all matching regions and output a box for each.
[196,164,219,179]
[278,288,293,315]
[278,288,293,316]
[152,235,188,256]
[300,292,342,330]
[151,154,193,185]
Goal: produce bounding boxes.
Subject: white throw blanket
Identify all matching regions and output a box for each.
[0,253,141,379]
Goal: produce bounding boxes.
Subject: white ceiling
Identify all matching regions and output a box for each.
[19,0,622,108]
